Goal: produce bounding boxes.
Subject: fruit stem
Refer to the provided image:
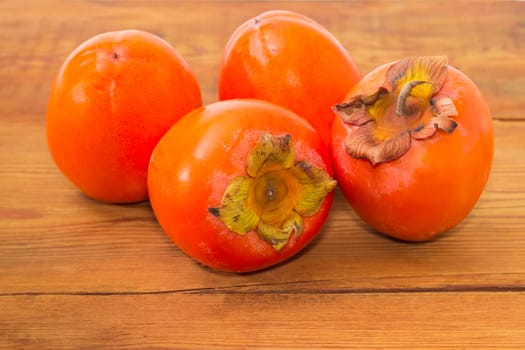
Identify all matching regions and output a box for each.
[396,80,430,117]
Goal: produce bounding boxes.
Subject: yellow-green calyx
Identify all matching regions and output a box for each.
[209,132,336,250]
[333,56,458,165]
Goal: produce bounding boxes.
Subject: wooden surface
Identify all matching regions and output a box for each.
[1,1,524,348]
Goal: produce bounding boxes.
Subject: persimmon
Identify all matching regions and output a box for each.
[46,30,202,203]
[218,10,361,146]
[148,99,336,272]
[331,56,494,241]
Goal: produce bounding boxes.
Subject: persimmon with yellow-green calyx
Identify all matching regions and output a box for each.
[148,99,336,272]
[331,56,494,241]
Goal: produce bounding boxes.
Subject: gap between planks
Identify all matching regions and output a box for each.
[1,281,524,297]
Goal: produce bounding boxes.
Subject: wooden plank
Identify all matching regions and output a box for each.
[0,1,524,119]
[1,292,524,349]
[1,121,524,294]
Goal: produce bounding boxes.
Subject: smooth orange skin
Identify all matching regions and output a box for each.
[46,30,202,203]
[331,63,494,241]
[218,10,361,146]
[148,99,334,273]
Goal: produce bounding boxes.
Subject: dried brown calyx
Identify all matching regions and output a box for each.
[333,56,458,165]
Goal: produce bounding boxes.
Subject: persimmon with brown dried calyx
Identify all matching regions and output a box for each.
[331,56,494,241]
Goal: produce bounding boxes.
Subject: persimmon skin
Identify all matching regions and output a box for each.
[148,99,334,273]
[331,63,494,241]
[218,10,361,146]
[46,30,202,203]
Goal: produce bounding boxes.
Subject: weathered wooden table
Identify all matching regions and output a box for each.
[1,1,524,348]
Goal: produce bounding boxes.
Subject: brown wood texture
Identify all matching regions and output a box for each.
[1,1,524,349]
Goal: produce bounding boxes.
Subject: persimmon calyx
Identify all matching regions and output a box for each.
[209,132,336,250]
[333,56,458,165]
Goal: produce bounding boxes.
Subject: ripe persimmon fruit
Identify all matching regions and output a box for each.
[218,10,361,146]
[148,99,336,272]
[331,56,494,241]
[46,30,202,203]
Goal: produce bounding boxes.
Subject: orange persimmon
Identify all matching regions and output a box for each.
[218,10,361,146]
[331,56,494,241]
[46,30,202,203]
[148,99,336,272]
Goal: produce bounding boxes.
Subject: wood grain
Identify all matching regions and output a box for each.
[2,293,525,349]
[1,0,524,348]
